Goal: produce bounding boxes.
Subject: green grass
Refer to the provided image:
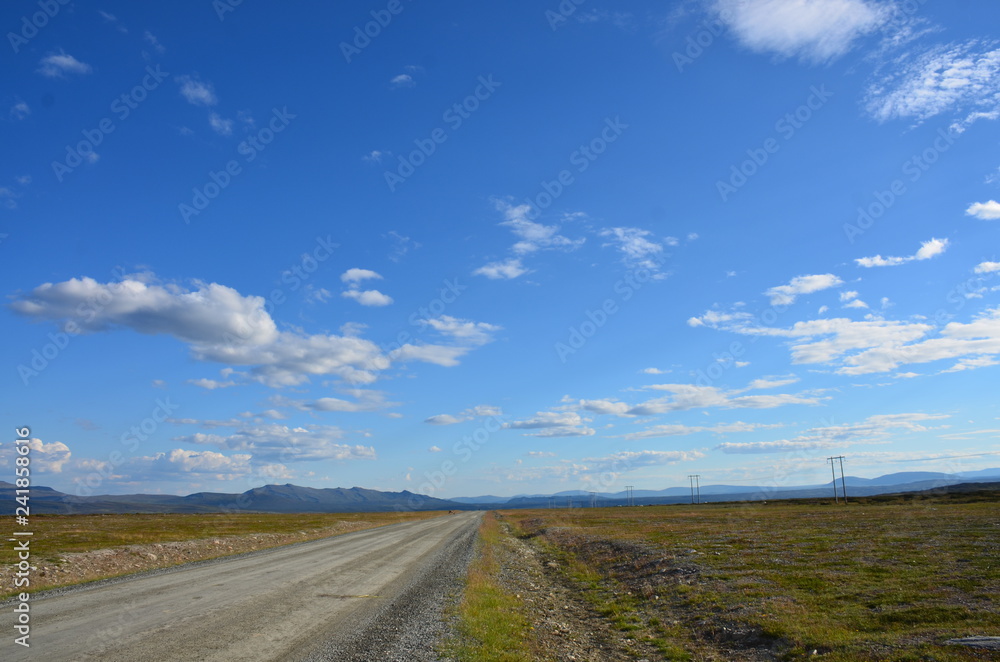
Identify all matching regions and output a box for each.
[502,495,1000,661]
[445,512,536,662]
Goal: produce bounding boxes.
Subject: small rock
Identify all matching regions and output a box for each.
[946,637,1000,651]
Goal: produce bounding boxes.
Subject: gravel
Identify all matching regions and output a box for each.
[298,513,479,661]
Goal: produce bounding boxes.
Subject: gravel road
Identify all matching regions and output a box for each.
[1,512,481,661]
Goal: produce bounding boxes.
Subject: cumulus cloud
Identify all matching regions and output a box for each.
[339,269,392,305]
[9,275,494,387]
[712,0,887,62]
[0,438,71,473]
[474,258,528,280]
[341,288,394,306]
[967,200,1000,220]
[341,268,383,284]
[693,305,1000,376]
[975,261,1000,274]
[766,274,843,306]
[37,52,92,77]
[855,237,949,267]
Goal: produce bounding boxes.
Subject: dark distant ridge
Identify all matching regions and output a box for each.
[2,468,998,514]
[0,482,473,515]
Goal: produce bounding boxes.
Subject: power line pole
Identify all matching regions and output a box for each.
[827,457,840,504]
[836,455,848,503]
[625,485,634,507]
[589,491,597,508]
[688,475,701,504]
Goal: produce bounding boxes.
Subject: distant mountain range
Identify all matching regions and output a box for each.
[0,482,472,515]
[2,468,998,515]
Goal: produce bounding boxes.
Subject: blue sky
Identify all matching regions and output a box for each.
[3,0,1000,499]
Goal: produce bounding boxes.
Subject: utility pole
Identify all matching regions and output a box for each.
[827,457,840,504]
[625,485,634,507]
[688,475,701,504]
[589,491,597,508]
[836,455,848,503]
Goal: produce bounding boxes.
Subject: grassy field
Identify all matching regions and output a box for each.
[499,493,1000,661]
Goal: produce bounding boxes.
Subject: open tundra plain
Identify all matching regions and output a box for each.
[455,492,1000,661]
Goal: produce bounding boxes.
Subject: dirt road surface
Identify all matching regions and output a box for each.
[1,512,480,661]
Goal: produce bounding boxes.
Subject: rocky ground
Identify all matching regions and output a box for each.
[487,519,665,661]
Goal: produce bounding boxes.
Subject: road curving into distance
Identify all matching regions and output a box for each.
[2,511,482,661]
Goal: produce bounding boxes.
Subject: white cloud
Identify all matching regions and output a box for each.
[941,355,1000,373]
[571,382,823,418]
[341,288,394,307]
[425,414,463,425]
[390,74,415,88]
[37,52,92,77]
[713,0,887,62]
[208,112,234,136]
[175,423,376,462]
[701,306,1000,376]
[975,261,1000,274]
[865,41,1000,126]
[506,411,594,437]
[363,150,385,164]
[341,268,383,283]
[475,200,584,278]
[599,227,672,277]
[502,450,703,484]
[855,237,949,267]
[176,75,218,106]
[620,421,782,441]
[745,375,799,390]
[144,31,166,53]
[424,404,503,425]
[428,445,442,452]
[0,438,71,473]
[578,399,632,416]
[10,275,494,388]
[497,201,585,255]
[967,200,1000,220]
[415,315,500,345]
[766,274,843,306]
[474,258,528,280]
[188,378,238,390]
[715,412,949,454]
[9,101,30,120]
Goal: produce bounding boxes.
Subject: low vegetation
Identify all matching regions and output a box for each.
[493,493,999,661]
[446,511,537,661]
